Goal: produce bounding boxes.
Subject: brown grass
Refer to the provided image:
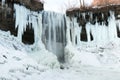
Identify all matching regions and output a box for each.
[92,0,120,7]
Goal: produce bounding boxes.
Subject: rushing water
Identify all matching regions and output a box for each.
[42,11,66,62]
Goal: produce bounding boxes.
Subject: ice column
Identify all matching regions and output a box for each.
[66,17,71,45]
[86,22,91,42]
[14,4,43,49]
[14,4,28,41]
[66,17,82,46]
[108,11,117,41]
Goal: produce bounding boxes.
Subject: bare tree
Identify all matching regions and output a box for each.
[64,0,78,11]
[79,0,86,10]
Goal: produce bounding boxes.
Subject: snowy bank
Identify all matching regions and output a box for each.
[0,30,60,69]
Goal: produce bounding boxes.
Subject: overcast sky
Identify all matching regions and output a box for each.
[44,0,93,13]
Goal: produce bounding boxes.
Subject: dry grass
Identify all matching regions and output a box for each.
[92,0,120,7]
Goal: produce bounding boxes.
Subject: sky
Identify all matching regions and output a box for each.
[44,0,93,13]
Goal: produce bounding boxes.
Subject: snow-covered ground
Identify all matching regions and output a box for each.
[0,30,120,80]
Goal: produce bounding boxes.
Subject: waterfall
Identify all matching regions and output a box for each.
[14,4,66,61]
[42,11,66,61]
[14,3,120,62]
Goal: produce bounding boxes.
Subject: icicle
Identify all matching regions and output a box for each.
[108,11,117,41]
[66,17,71,45]
[14,4,29,41]
[14,4,43,44]
[82,13,85,20]
[71,18,76,45]
[76,26,82,46]
[86,22,91,42]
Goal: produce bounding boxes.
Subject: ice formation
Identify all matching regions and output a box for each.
[14,4,60,67]
[66,17,82,46]
[14,4,44,49]
[66,11,120,47]
[65,11,120,66]
[14,3,120,65]
[14,4,66,62]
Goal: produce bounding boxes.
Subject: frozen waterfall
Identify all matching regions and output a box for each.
[14,4,44,50]
[66,11,120,47]
[14,3,120,62]
[14,4,66,62]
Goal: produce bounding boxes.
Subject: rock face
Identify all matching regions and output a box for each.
[92,0,120,7]
[6,0,43,11]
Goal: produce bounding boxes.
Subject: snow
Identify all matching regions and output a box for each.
[0,42,48,80]
[1,26,120,80]
[65,44,101,67]
[0,31,60,68]
[0,27,119,80]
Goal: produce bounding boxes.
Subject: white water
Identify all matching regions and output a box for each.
[42,11,66,61]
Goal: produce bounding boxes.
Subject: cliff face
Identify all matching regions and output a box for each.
[92,0,120,7]
[7,0,44,11]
